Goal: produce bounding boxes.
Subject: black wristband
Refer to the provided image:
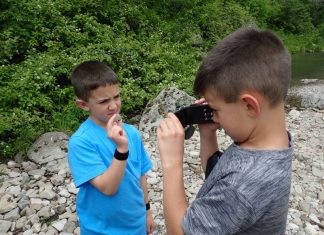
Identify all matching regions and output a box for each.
[205,150,223,179]
[146,202,150,210]
[114,149,129,161]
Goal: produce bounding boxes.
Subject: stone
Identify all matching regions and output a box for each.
[318,190,324,201]
[139,86,196,140]
[4,207,20,221]
[288,109,301,120]
[288,79,324,109]
[0,219,12,233]
[312,166,324,178]
[27,132,69,169]
[0,194,17,214]
[52,218,67,231]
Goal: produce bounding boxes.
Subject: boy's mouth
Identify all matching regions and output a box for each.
[106,113,118,119]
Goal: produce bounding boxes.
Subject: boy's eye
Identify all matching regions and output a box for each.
[98,99,109,104]
[212,109,218,114]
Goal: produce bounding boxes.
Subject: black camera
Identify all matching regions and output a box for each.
[174,104,214,139]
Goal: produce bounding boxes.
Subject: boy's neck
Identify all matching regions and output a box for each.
[239,104,289,150]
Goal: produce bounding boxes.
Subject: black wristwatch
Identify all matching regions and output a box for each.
[205,151,223,179]
[146,202,150,210]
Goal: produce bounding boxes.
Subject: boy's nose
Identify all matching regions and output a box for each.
[108,102,118,110]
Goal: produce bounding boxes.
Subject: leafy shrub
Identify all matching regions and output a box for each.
[0,0,323,161]
[196,1,254,48]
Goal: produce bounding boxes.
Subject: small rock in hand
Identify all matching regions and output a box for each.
[114,114,122,123]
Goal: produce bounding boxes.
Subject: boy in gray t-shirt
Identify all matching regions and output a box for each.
[157,26,293,234]
[183,142,293,234]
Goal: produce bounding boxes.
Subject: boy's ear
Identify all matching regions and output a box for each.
[75,99,90,111]
[240,94,261,117]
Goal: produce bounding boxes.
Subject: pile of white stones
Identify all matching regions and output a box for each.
[0,86,323,235]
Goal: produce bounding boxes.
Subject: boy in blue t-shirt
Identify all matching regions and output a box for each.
[68,61,155,234]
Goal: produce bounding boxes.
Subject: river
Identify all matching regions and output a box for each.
[292,52,324,86]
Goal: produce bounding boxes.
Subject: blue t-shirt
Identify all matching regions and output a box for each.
[68,118,152,235]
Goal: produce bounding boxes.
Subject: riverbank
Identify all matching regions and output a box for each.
[0,84,323,234]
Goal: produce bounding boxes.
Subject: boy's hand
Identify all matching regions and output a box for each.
[157,113,185,168]
[146,210,155,234]
[107,114,128,152]
[195,98,220,135]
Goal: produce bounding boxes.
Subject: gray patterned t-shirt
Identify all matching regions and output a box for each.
[182,139,293,235]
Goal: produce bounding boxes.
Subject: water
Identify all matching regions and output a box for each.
[292,52,324,85]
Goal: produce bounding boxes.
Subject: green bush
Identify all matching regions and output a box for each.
[197,1,254,48]
[0,0,323,161]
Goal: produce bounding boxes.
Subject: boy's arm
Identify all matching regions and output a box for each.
[193,99,220,172]
[90,114,129,195]
[140,175,155,234]
[90,156,127,195]
[198,123,219,172]
[157,113,188,235]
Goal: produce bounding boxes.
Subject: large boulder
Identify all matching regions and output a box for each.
[139,86,196,140]
[287,79,324,110]
[27,132,70,173]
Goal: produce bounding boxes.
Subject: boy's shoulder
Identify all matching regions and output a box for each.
[123,123,142,137]
[69,118,100,145]
[122,122,136,130]
[71,118,92,135]
[216,143,293,193]
[221,142,293,171]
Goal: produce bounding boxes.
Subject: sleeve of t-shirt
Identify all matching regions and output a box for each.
[68,136,108,188]
[182,180,257,235]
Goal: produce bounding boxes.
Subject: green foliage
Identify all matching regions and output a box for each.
[197,1,254,48]
[274,0,314,34]
[281,30,324,53]
[0,0,323,161]
[235,0,282,28]
[309,1,324,27]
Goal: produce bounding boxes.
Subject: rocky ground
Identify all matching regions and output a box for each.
[0,83,323,235]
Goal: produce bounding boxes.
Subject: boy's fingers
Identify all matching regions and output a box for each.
[107,114,117,127]
[158,113,185,140]
[158,117,173,134]
[167,113,183,129]
[114,114,123,127]
[195,98,206,104]
[158,119,166,132]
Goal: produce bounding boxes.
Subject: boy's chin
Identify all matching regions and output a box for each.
[99,117,109,123]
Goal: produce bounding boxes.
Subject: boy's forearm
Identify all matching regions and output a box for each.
[199,132,219,172]
[140,175,149,204]
[90,158,127,195]
[162,165,187,235]
[141,175,156,233]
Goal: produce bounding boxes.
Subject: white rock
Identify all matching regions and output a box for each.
[309,213,321,224]
[51,218,67,231]
[0,194,17,214]
[305,222,319,235]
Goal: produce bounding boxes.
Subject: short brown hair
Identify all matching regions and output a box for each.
[71,61,118,101]
[194,26,291,107]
